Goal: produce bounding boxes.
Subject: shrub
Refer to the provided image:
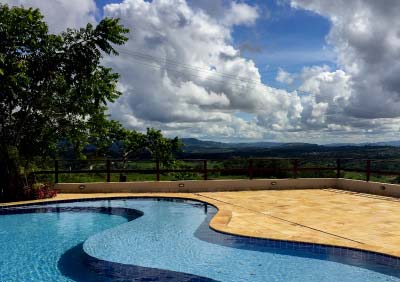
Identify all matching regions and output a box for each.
[31,183,58,199]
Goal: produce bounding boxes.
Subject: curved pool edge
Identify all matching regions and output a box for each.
[0,200,220,282]
[58,242,220,282]
[1,193,400,268]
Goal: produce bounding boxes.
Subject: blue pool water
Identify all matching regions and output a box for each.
[0,198,400,281]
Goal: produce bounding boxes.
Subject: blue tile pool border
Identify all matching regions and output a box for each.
[1,196,400,270]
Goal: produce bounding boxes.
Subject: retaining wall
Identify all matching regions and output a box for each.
[54,178,400,197]
[55,178,337,193]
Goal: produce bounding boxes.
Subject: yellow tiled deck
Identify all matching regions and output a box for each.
[2,189,400,257]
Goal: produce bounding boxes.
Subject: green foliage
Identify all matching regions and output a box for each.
[165,160,202,181]
[0,4,128,200]
[91,122,182,162]
[145,128,182,164]
[113,124,146,160]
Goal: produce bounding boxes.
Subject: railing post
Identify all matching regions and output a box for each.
[156,160,160,181]
[293,159,298,179]
[106,159,111,182]
[54,160,59,184]
[248,159,253,180]
[203,160,208,180]
[366,159,371,182]
[336,159,341,178]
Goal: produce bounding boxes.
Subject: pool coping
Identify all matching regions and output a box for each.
[2,192,400,269]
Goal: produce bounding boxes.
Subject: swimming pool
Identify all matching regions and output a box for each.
[1,198,400,281]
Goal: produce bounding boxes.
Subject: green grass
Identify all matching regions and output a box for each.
[34,170,399,184]
[343,171,400,184]
[58,173,157,183]
[36,171,400,183]
[33,159,400,184]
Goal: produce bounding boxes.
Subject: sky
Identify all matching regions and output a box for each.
[2,0,400,144]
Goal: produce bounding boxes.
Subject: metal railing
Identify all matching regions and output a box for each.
[31,158,400,183]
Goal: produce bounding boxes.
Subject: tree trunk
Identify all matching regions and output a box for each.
[0,150,26,202]
[119,154,128,182]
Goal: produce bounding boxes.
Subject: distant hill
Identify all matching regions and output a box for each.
[326,141,400,147]
[369,141,400,147]
[182,138,400,149]
[180,138,321,155]
[181,138,284,149]
[180,138,319,150]
[180,138,400,159]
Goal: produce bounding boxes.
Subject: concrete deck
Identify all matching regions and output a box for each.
[2,189,400,257]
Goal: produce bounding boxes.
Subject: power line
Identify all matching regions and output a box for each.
[117,48,276,89]
[117,55,262,91]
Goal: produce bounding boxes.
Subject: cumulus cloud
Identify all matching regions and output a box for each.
[291,0,400,126]
[188,0,259,26]
[102,0,302,140]
[1,0,97,33]
[222,1,259,26]
[3,0,400,142]
[297,65,351,128]
[276,68,294,85]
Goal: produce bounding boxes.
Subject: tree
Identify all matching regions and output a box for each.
[87,122,181,181]
[0,4,129,201]
[92,122,181,164]
[93,124,181,180]
[108,122,146,161]
[144,128,182,164]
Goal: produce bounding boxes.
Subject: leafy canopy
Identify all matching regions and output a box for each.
[0,4,128,161]
[0,5,182,202]
[0,4,129,199]
[93,122,182,164]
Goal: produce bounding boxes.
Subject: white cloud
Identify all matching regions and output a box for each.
[292,0,400,120]
[188,0,259,26]
[3,0,400,142]
[103,0,302,140]
[1,0,97,33]
[276,68,294,84]
[222,2,259,26]
[296,66,350,128]
[283,0,400,141]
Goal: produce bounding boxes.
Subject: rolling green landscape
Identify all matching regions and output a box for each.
[33,139,400,184]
